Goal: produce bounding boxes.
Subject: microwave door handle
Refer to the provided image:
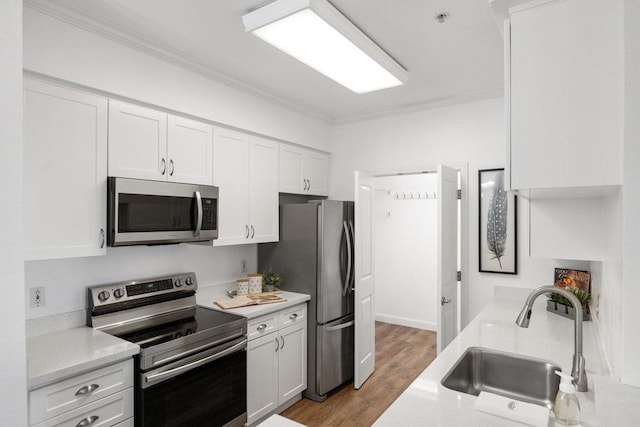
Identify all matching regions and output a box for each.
[194,191,203,237]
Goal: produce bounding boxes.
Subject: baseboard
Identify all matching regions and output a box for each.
[375,314,437,331]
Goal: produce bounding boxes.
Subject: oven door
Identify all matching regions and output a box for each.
[108,177,218,246]
[137,336,246,427]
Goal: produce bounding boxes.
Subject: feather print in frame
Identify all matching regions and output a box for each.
[486,171,507,268]
[478,168,517,274]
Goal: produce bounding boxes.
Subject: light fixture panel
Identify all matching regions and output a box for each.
[243,0,408,94]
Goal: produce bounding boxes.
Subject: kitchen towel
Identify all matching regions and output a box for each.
[474,391,550,427]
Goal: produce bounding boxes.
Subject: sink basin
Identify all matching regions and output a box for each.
[441,347,561,408]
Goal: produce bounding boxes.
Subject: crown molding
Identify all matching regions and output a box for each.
[24,0,332,123]
[330,87,505,125]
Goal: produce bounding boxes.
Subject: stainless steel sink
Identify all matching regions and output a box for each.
[441,347,561,408]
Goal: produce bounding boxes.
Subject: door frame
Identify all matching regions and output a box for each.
[366,162,469,333]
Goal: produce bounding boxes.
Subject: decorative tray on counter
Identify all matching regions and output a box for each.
[215,291,286,310]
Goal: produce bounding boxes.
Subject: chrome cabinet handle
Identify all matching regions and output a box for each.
[256,323,267,331]
[169,159,175,176]
[245,225,250,239]
[441,297,452,306]
[250,225,255,239]
[75,415,99,427]
[307,179,311,190]
[302,179,307,190]
[289,313,298,320]
[99,229,105,249]
[160,158,166,175]
[75,383,99,396]
[275,337,279,352]
[280,336,285,350]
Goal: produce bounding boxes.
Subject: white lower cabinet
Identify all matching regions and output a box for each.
[29,359,134,427]
[247,304,307,425]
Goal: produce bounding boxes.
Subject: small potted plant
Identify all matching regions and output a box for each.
[548,287,592,321]
[262,269,281,293]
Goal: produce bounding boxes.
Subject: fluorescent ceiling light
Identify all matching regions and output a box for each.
[242,0,408,94]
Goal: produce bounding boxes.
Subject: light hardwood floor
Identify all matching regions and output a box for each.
[281,322,437,426]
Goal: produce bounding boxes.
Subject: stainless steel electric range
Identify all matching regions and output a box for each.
[87,272,247,427]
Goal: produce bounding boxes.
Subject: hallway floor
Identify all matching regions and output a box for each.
[281,322,437,426]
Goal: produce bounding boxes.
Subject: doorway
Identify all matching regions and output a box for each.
[369,165,467,351]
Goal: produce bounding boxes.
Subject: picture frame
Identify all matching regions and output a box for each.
[478,168,517,274]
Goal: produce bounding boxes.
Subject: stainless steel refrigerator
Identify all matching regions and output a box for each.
[258,200,354,402]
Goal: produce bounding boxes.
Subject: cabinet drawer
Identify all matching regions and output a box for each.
[32,387,133,427]
[30,360,133,425]
[279,304,306,329]
[247,314,277,341]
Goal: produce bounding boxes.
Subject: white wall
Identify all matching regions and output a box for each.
[25,244,256,320]
[374,174,438,330]
[23,8,331,151]
[0,0,27,423]
[330,97,588,322]
[622,0,640,386]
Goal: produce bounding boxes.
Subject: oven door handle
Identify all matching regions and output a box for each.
[143,339,247,386]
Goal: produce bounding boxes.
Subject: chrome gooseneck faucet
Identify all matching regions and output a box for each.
[515,285,588,392]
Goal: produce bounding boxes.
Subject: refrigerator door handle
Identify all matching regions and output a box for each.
[348,220,356,292]
[343,221,352,297]
[326,320,354,332]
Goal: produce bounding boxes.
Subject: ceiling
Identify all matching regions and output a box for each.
[26,0,505,123]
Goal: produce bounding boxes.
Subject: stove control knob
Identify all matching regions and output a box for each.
[185,277,194,286]
[98,290,110,302]
[174,279,183,287]
[113,288,125,299]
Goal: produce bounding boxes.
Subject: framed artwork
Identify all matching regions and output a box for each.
[478,168,517,274]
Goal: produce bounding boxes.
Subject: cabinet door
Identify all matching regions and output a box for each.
[108,100,167,181]
[279,144,305,194]
[304,151,329,196]
[247,333,279,426]
[167,115,213,185]
[213,127,250,246]
[249,137,279,243]
[509,0,622,190]
[278,322,307,405]
[24,79,108,260]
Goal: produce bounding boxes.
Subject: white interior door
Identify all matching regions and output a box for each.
[354,171,375,389]
[437,165,459,353]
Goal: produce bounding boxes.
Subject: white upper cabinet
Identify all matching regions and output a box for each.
[24,78,108,260]
[108,101,167,181]
[504,0,623,194]
[213,128,278,246]
[166,114,213,185]
[109,100,213,185]
[279,144,329,196]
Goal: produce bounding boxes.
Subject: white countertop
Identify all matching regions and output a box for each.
[196,283,310,319]
[374,288,608,426]
[27,327,139,390]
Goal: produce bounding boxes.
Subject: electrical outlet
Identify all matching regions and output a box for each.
[30,287,45,308]
[241,259,248,274]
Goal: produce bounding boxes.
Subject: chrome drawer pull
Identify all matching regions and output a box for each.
[76,415,99,427]
[289,313,298,320]
[256,323,267,331]
[75,383,99,396]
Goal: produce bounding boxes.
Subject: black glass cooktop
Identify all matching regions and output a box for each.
[117,306,245,349]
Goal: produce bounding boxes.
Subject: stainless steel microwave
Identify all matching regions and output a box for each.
[107,177,218,246]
